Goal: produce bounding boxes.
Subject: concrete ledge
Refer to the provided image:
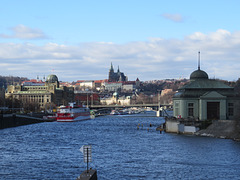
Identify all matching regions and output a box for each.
[196,120,240,140]
[77,169,97,180]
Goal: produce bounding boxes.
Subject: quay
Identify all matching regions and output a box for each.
[0,113,44,129]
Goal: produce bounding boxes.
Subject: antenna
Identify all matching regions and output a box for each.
[198,51,200,70]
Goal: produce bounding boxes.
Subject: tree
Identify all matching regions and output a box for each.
[44,102,57,112]
[22,102,40,113]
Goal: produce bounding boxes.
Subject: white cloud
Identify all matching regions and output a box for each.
[0,24,48,40]
[161,13,184,22]
[0,29,240,81]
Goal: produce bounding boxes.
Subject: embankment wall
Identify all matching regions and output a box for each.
[196,120,240,140]
[0,114,43,129]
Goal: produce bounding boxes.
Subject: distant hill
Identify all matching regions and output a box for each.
[0,76,29,88]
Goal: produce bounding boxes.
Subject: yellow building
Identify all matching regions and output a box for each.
[5,74,74,110]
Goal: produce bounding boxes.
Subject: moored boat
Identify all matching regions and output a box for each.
[56,103,91,122]
[43,114,57,122]
[110,109,128,115]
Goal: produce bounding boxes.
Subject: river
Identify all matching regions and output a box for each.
[1,111,240,179]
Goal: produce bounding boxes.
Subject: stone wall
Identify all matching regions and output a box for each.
[195,120,240,141]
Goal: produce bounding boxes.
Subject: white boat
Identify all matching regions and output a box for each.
[56,103,91,122]
[43,114,57,122]
[110,110,120,115]
[110,109,128,115]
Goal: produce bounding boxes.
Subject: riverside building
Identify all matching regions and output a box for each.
[173,54,240,121]
[5,74,74,110]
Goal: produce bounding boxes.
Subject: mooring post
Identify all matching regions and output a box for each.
[87,147,89,173]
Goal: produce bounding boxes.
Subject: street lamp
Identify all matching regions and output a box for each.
[157,90,161,117]
[91,92,93,107]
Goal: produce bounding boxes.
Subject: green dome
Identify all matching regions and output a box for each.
[46,74,58,83]
[190,69,208,80]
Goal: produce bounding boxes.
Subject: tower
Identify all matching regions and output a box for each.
[108,62,115,82]
[110,62,114,73]
[108,63,127,82]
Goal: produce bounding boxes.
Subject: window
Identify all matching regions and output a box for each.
[188,103,194,117]
[174,101,179,116]
[228,103,234,116]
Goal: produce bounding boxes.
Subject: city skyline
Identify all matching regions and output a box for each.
[1,0,240,81]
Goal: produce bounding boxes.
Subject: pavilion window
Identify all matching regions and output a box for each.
[188,103,194,117]
[228,103,234,116]
[174,101,179,116]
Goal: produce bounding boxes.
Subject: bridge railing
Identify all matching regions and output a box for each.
[89,104,172,109]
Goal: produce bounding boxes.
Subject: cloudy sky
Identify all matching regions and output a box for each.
[1,0,240,82]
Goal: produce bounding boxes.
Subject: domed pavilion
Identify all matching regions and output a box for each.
[173,53,239,121]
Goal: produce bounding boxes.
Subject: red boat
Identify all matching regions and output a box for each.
[56,103,91,122]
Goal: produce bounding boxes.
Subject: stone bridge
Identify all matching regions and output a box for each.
[89,104,172,110]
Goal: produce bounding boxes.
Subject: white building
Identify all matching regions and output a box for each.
[102,82,122,92]
[100,92,131,105]
[79,81,95,89]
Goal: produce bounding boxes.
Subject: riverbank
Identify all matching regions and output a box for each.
[0,114,44,129]
[195,120,240,141]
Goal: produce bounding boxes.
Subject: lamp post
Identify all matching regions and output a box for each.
[91,92,93,107]
[86,91,89,108]
[157,90,161,117]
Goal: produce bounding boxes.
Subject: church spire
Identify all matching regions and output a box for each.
[198,51,200,70]
[110,62,114,71]
[117,65,120,73]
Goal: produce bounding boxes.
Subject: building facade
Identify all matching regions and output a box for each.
[74,90,100,106]
[5,74,74,110]
[173,67,240,120]
[100,92,131,105]
[103,82,123,92]
[76,80,95,89]
[103,78,140,92]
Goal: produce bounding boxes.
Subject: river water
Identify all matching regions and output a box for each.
[1,111,240,180]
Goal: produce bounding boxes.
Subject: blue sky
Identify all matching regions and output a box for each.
[1,0,240,81]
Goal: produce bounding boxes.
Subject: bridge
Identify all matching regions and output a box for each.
[89,104,172,110]
[88,104,173,117]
